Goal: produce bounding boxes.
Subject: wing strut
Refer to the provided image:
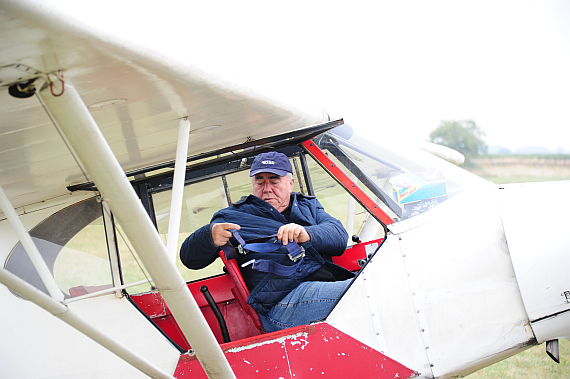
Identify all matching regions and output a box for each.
[0,185,64,303]
[166,118,191,261]
[36,78,236,379]
[0,268,176,379]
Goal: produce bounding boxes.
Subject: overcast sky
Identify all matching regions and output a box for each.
[52,0,570,152]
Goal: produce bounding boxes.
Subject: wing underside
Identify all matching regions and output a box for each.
[0,0,328,215]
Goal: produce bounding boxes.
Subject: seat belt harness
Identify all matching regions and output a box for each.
[221,229,305,276]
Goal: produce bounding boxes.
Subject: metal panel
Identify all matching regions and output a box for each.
[393,185,534,377]
[328,235,432,377]
[0,286,179,379]
[330,184,537,378]
[498,181,570,342]
[174,323,416,379]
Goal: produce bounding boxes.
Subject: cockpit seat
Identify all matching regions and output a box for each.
[219,251,265,333]
[69,284,113,297]
[131,239,382,349]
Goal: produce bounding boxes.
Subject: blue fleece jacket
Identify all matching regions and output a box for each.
[180,193,352,314]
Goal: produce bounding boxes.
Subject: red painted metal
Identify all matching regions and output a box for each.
[130,239,389,348]
[68,284,113,297]
[219,252,264,333]
[132,275,236,317]
[131,274,262,348]
[153,314,190,350]
[174,323,417,378]
[302,139,395,226]
[333,238,383,271]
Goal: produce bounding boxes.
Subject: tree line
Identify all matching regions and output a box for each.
[429,120,486,166]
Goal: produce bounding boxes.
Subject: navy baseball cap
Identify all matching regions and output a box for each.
[250,151,293,177]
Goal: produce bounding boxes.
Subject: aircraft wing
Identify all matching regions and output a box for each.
[0,0,328,215]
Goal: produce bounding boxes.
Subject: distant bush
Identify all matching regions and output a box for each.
[429,120,486,167]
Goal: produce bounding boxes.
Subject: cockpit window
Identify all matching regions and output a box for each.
[152,176,228,284]
[151,157,307,286]
[314,131,487,220]
[304,154,385,242]
[5,197,113,299]
[53,215,113,296]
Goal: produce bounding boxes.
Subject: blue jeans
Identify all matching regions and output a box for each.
[259,279,351,333]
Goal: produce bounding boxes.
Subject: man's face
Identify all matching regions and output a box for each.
[252,172,294,212]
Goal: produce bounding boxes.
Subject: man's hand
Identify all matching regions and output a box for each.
[278,223,311,246]
[211,223,240,246]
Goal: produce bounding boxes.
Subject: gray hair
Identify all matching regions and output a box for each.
[251,172,293,182]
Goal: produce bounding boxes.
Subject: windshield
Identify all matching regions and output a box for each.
[313,130,488,221]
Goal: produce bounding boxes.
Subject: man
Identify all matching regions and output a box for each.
[180,151,353,332]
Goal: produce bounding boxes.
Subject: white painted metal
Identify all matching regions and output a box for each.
[36,80,236,379]
[166,118,191,261]
[414,141,465,165]
[0,197,181,379]
[328,234,432,376]
[64,279,152,305]
[0,0,328,216]
[0,268,175,379]
[497,181,570,342]
[1,283,180,377]
[329,184,536,378]
[531,311,570,342]
[0,184,65,303]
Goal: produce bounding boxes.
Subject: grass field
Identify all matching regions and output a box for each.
[465,174,569,378]
[482,176,569,184]
[466,339,569,378]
